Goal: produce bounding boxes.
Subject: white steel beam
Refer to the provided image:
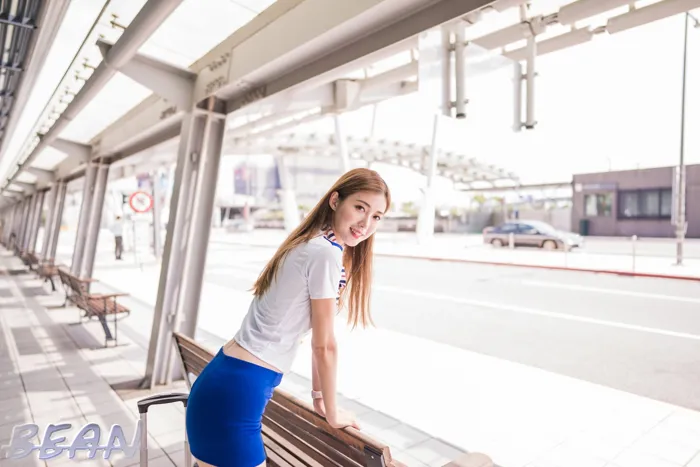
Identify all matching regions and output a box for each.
[13,181,36,192]
[504,27,596,62]
[50,138,92,162]
[97,39,196,108]
[220,0,493,110]
[26,167,56,185]
[61,0,490,182]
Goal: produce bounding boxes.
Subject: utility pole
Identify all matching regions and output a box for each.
[676,12,690,266]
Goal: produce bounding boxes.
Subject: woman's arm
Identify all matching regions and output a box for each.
[311,350,325,416]
[310,297,358,429]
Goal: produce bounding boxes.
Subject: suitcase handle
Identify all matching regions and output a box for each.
[137,392,188,414]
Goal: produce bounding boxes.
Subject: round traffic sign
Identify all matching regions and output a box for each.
[128,191,153,213]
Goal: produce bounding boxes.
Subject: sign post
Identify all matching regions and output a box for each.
[128,191,154,268]
[128,191,154,214]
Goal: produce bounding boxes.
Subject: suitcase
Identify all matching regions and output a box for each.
[137,392,192,467]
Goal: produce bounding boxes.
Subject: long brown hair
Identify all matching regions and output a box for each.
[252,168,391,328]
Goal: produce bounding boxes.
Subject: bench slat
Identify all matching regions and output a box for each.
[262,419,343,467]
[176,345,210,375]
[265,447,296,467]
[263,432,310,467]
[265,402,362,467]
[271,390,393,464]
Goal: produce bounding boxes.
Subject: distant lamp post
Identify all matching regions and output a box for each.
[675,11,699,266]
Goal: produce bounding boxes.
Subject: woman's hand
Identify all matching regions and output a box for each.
[327,408,361,430]
[313,397,326,417]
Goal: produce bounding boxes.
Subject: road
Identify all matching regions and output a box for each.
[54,227,700,412]
[455,233,700,259]
[203,243,700,412]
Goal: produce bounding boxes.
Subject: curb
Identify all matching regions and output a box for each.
[211,240,700,283]
[376,252,700,282]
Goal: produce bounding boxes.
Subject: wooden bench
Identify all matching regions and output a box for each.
[159,332,494,467]
[25,251,41,270]
[35,258,60,291]
[56,268,131,347]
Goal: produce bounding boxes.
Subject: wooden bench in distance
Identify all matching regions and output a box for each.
[26,252,60,290]
[56,268,131,347]
[160,332,494,467]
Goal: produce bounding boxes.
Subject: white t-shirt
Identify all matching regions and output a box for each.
[233,233,344,374]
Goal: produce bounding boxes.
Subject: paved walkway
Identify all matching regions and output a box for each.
[43,231,700,467]
[0,249,193,467]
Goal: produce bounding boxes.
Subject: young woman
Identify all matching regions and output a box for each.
[186,167,391,467]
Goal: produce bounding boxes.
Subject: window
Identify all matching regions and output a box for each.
[618,188,672,219]
[584,193,613,217]
[496,223,518,233]
[661,189,673,217]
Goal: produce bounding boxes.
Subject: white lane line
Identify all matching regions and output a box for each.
[375,285,700,341]
[521,280,700,304]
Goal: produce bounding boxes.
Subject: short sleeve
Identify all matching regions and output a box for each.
[307,247,342,300]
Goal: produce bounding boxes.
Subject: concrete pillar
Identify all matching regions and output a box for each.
[71,163,98,276]
[81,163,110,278]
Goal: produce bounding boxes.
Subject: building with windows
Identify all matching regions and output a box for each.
[571,164,700,238]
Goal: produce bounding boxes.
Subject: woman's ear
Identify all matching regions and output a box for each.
[329,192,339,211]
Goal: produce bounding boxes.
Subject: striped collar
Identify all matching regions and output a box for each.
[322,228,346,297]
[322,229,343,252]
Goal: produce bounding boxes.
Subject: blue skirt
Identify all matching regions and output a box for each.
[186,348,283,467]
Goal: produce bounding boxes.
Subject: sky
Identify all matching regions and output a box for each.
[0,0,698,206]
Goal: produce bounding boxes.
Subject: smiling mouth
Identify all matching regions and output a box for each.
[350,227,363,239]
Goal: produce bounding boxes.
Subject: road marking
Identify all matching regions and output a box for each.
[521,280,700,304]
[375,285,700,341]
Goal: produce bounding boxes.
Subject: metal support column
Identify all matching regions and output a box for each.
[415,26,450,243]
[81,163,110,278]
[513,62,523,132]
[21,195,37,252]
[143,112,203,389]
[334,114,351,173]
[3,207,14,244]
[15,202,25,248]
[151,169,163,258]
[675,12,691,266]
[12,202,23,248]
[455,24,467,119]
[27,191,45,253]
[177,99,227,342]
[71,163,98,276]
[416,115,441,243]
[48,182,67,261]
[40,186,58,259]
[524,34,537,129]
[277,156,299,233]
[523,5,537,130]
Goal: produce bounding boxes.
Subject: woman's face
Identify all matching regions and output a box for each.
[330,191,387,247]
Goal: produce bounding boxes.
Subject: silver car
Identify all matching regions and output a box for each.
[483,220,584,251]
